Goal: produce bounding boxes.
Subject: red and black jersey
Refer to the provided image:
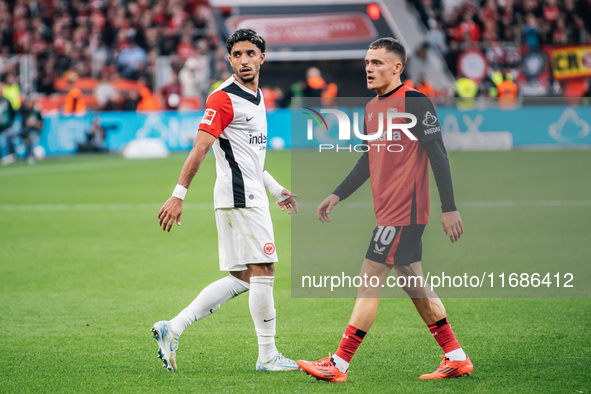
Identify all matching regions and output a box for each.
[365,84,441,225]
[333,84,456,226]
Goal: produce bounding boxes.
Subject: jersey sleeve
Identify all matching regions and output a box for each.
[332,119,370,200]
[423,138,457,212]
[332,151,370,201]
[405,90,442,145]
[198,90,234,138]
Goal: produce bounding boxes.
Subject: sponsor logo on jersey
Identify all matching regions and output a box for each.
[422,111,438,127]
[249,133,267,145]
[370,131,403,142]
[264,242,275,255]
[246,115,254,121]
[201,109,216,125]
[422,111,440,135]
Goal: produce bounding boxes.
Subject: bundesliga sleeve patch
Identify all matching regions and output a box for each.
[201,109,217,126]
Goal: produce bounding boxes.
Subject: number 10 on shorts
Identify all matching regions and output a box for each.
[374,226,397,245]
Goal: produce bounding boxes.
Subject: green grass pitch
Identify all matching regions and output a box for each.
[0,149,589,392]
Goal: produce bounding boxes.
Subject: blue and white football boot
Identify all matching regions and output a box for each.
[256,353,300,371]
[151,321,179,371]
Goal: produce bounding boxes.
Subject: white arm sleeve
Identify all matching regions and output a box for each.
[263,170,288,202]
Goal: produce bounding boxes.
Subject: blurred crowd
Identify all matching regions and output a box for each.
[1,0,591,115]
[409,0,591,75]
[0,0,231,108]
[0,0,343,113]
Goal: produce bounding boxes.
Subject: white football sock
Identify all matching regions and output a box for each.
[445,347,467,361]
[249,276,278,363]
[170,275,249,336]
[331,353,349,373]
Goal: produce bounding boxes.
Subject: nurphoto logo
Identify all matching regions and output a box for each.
[303,107,418,152]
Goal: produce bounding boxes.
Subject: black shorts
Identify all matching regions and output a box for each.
[365,224,425,266]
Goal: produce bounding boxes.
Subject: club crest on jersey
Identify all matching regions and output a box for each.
[201,109,216,125]
[264,242,275,255]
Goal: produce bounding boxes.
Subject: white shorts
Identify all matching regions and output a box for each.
[215,207,278,271]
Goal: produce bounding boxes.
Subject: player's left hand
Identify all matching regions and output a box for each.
[441,210,463,243]
[278,189,298,214]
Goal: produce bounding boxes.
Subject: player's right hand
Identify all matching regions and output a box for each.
[278,189,298,214]
[158,197,183,232]
[317,194,340,223]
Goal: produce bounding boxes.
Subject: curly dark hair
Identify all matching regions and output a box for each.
[226,29,266,54]
[369,37,407,71]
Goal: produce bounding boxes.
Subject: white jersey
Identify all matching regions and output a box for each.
[198,75,268,209]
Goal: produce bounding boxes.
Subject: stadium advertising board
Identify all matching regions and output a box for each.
[215,3,396,61]
[27,101,591,158]
[226,13,377,46]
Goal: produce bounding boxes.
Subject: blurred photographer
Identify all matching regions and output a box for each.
[78,115,118,153]
[0,81,16,165]
[19,95,44,164]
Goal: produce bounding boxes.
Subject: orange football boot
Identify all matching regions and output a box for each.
[419,355,473,379]
[297,353,348,382]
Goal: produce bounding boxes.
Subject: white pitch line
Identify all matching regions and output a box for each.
[0,158,154,178]
[299,200,591,209]
[457,200,591,207]
[1,200,591,212]
[0,203,213,211]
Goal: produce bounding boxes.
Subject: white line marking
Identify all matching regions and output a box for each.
[299,200,591,209]
[0,158,157,177]
[457,200,591,207]
[0,203,213,211]
[1,200,590,212]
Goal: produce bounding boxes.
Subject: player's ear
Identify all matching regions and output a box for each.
[260,52,265,65]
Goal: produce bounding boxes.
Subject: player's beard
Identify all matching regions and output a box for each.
[240,74,255,83]
[234,65,257,84]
